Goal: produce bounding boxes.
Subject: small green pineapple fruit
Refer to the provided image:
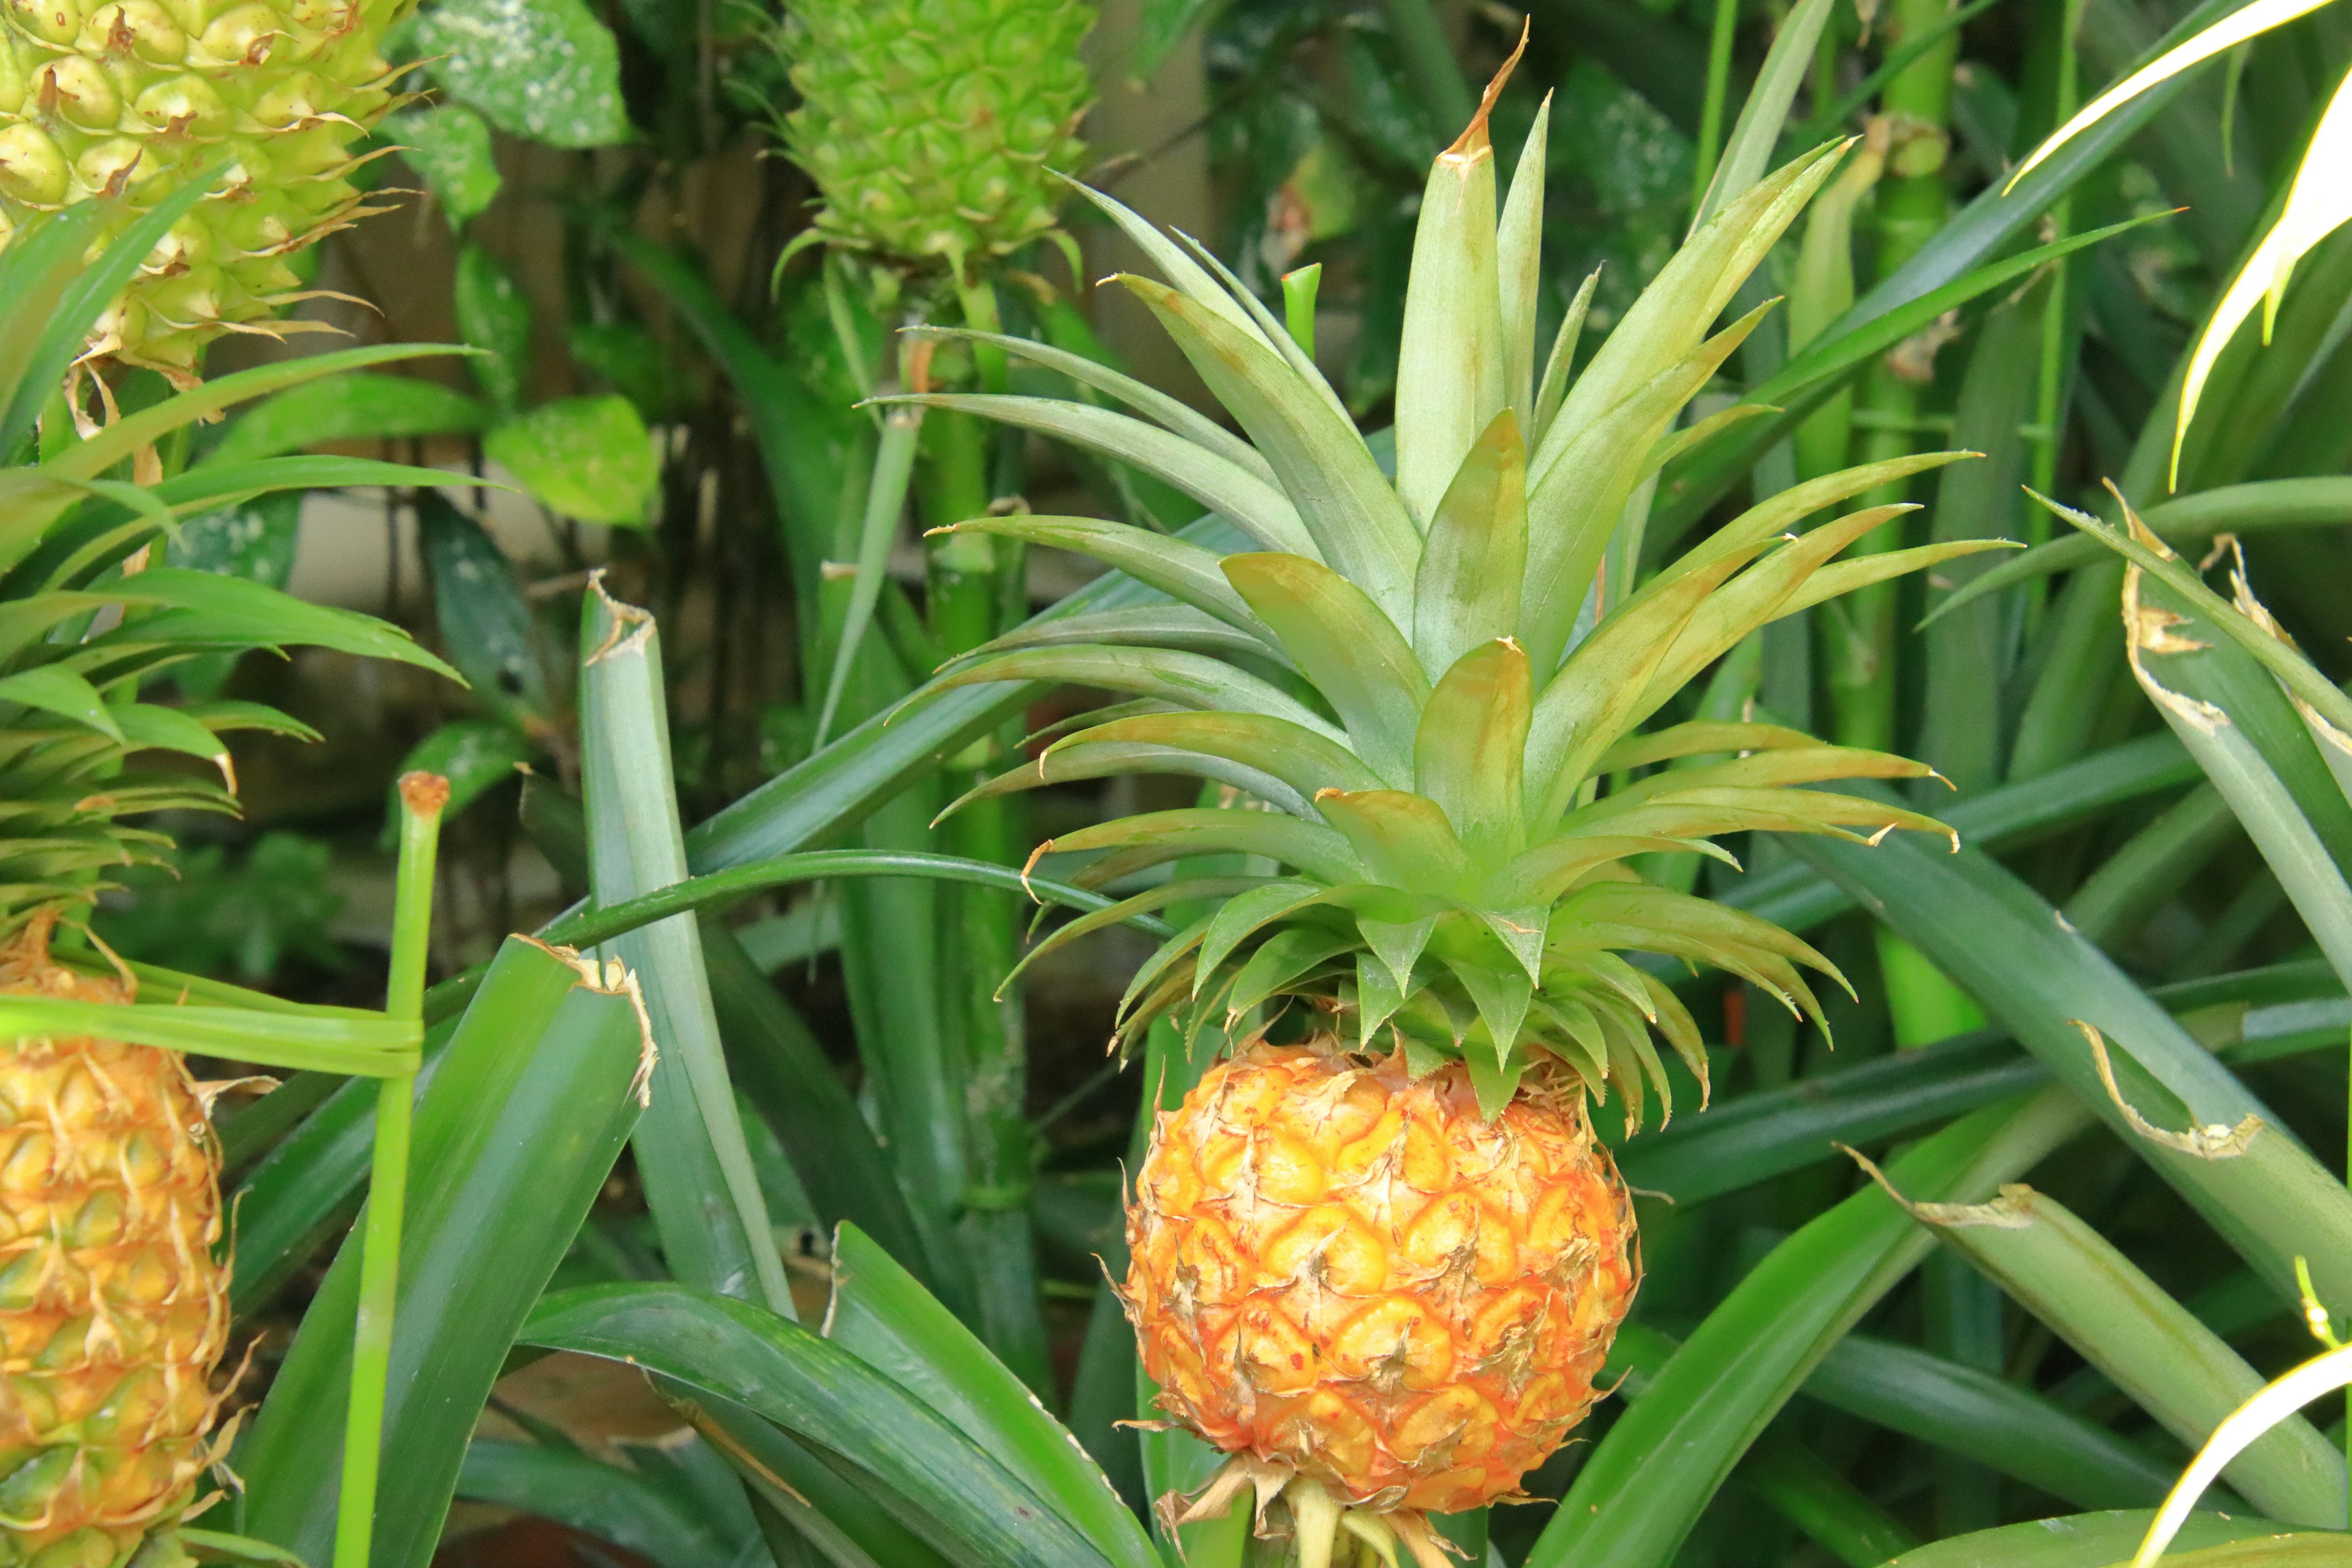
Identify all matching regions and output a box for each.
[0,0,410,380]
[776,0,1094,274]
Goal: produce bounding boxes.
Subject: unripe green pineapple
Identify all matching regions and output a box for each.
[0,0,409,379]
[775,0,1094,273]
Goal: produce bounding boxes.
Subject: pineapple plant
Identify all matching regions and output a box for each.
[0,201,456,1567]
[895,42,2005,1565]
[768,0,1094,277]
[0,0,411,380]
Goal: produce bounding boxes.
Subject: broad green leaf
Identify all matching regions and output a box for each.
[2123,561,2352,986]
[241,937,649,1566]
[1124,276,1422,622]
[488,396,658,527]
[522,1283,1115,1568]
[456,1442,737,1568]
[419,495,548,715]
[703,921,938,1290]
[1791,824,2352,1317]
[228,1025,451,1313]
[1881,1513,2293,1568]
[1531,1089,2092,1568]
[824,1225,1161,1568]
[0,666,119,740]
[385,105,504,229]
[201,374,489,467]
[1653,215,2165,548]
[453,243,531,413]
[411,0,632,146]
[1414,638,1529,862]
[0,187,209,458]
[580,582,791,1315]
[2047,494,2352,753]
[1806,1335,2177,1512]
[1414,410,1526,679]
[1314,790,1471,894]
[1882,1182,2343,1525]
[1223,551,1427,784]
[1395,79,1506,531]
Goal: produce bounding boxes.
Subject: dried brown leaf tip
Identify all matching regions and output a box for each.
[1444,20,1529,163]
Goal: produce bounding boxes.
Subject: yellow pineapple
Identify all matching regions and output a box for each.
[1128,1041,1635,1521]
[0,917,226,1567]
[0,204,460,1564]
[903,37,1994,1563]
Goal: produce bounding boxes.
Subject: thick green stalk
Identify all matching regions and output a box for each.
[1825,0,1962,753]
[333,772,444,1568]
[1692,0,1742,214]
[2029,0,2088,514]
[924,390,1052,1398]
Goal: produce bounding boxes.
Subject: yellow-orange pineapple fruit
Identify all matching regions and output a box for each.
[1126,1041,1636,1517]
[914,26,1977,1563]
[0,918,227,1566]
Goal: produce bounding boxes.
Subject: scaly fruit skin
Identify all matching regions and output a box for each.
[0,0,407,377]
[1126,1039,1637,1512]
[777,0,1093,270]
[0,925,225,1568]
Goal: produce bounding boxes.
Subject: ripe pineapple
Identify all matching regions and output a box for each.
[902,42,1996,1564]
[771,0,1093,274]
[0,209,458,1564]
[0,0,411,379]
[0,914,225,1568]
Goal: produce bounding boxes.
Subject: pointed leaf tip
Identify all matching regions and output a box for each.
[1444,17,1529,160]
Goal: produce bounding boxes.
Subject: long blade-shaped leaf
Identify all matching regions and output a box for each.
[1531,1088,2091,1568]
[824,1225,1160,1568]
[522,1283,1114,1568]
[241,939,649,1566]
[582,581,791,1313]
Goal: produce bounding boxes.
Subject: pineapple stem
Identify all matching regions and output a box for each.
[333,771,447,1568]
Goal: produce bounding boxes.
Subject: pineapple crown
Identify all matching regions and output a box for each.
[888,48,2002,1123]
[766,0,1095,279]
[0,192,458,942]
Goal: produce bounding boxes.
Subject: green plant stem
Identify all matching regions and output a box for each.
[924,388,1052,1398]
[2029,0,2087,540]
[332,772,444,1568]
[1826,0,1960,756]
[1693,0,1742,214]
[815,404,921,747]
